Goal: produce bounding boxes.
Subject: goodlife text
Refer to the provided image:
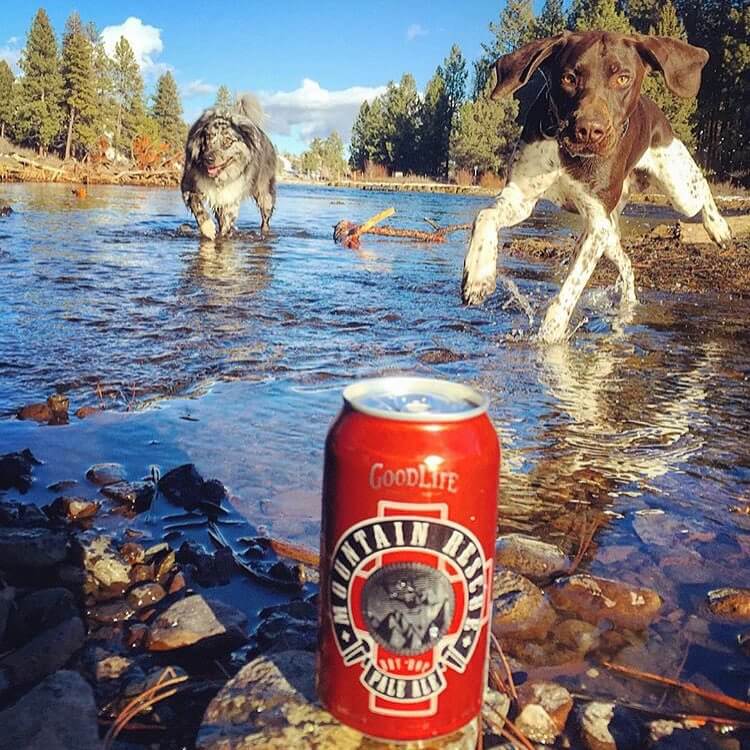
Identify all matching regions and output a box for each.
[368,461,459,494]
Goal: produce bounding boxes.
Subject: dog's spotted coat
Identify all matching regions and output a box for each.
[461,32,732,343]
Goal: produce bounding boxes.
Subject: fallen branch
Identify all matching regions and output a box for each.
[490,632,518,700]
[9,153,66,175]
[333,207,395,248]
[602,661,750,715]
[334,208,471,248]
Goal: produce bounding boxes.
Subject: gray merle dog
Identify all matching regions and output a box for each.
[181,95,277,239]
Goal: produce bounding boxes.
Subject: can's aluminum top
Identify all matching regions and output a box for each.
[343,376,489,422]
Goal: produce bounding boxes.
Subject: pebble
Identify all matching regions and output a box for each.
[148,594,247,651]
[16,402,53,422]
[492,569,556,640]
[77,532,132,588]
[548,574,662,629]
[517,682,573,741]
[706,588,750,622]
[495,533,570,582]
[85,462,127,486]
[100,481,155,513]
[0,670,100,750]
[46,495,100,521]
[128,582,166,609]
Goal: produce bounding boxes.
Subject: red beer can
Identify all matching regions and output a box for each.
[318,376,500,743]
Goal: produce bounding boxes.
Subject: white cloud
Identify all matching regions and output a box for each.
[100,17,167,78]
[259,79,386,142]
[406,23,428,41]
[0,38,21,72]
[183,79,218,98]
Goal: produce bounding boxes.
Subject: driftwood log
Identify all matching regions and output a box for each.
[334,209,470,248]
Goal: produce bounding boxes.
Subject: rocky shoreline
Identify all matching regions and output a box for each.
[1,443,749,750]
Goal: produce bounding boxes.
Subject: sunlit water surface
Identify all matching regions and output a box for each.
[1,183,749,715]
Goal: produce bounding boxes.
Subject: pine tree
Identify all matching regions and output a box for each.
[61,12,97,159]
[215,85,233,109]
[472,0,536,99]
[381,74,422,173]
[420,72,449,176]
[152,71,185,149]
[111,36,147,155]
[571,0,632,33]
[441,45,468,177]
[89,25,116,152]
[641,1,697,146]
[17,8,64,154]
[0,61,14,140]
[536,0,568,37]
[349,98,388,171]
[451,95,520,176]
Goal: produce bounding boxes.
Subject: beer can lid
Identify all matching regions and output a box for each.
[343,377,489,422]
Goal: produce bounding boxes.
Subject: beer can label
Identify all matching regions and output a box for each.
[328,498,493,718]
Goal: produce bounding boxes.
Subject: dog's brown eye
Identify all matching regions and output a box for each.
[562,73,576,86]
[616,74,631,86]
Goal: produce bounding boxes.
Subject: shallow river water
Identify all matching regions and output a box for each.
[1,182,749,717]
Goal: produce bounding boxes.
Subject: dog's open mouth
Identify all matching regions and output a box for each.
[205,159,232,177]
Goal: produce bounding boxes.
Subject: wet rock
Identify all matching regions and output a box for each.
[0,501,49,527]
[555,618,601,655]
[0,202,12,217]
[128,582,166,610]
[495,534,570,582]
[47,479,77,492]
[0,527,69,568]
[647,720,702,744]
[158,464,228,513]
[148,595,247,651]
[75,406,102,419]
[0,617,85,690]
[707,588,750,622]
[548,574,662,629]
[255,599,318,653]
[125,623,150,650]
[100,480,154,513]
[45,495,100,521]
[8,588,78,642]
[633,510,688,547]
[129,562,155,584]
[16,402,53,422]
[47,393,69,425]
[77,532,132,588]
[0,586,14,644]
[418,347,464,364]
[95,653,133,680]
[168,570,186,593]
[492,570,556,640]
[577,702,643,750]
[87,600,137,624]
[516,682,573,743]
[483,687,511,736]
[0,670,100,750]
[177,542,235,586]
[85,462,127,486]
[0,449,40,492]
[120,542,145,564]
[197,650,478,749]
[176,222,194,236]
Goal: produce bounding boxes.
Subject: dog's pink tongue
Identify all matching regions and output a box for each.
[207,165,218,176]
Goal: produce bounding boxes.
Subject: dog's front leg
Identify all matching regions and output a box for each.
[184,191,216,240]
[217,203,240,237]
[462,141,561,305]
[636,140,732,248]
[538,219,618,344]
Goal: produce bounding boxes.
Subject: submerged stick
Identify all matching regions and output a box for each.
[602,661,750,714]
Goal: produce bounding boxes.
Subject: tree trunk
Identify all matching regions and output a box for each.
[64,107,76,162]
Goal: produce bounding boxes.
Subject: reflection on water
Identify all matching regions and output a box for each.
[1,182,749,711]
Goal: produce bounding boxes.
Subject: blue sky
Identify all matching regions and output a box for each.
[2,1,522,153]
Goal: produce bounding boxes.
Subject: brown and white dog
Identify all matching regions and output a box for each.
[461,31,732,343]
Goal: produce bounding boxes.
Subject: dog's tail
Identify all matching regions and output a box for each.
[233,93,265,127]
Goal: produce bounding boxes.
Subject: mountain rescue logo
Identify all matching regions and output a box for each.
[328,500,492,717]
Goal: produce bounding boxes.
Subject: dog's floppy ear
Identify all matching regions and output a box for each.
[229,114,260,153]
[184,110,212,165]
[631,35,709,98]
[491,33,568,100]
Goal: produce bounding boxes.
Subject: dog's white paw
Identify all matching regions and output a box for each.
[199,219,217,240]
[461,214,499,306]
[461,268,497,305]
[703,209,732,249]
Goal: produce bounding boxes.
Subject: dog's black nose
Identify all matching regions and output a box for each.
[574,118,606,144]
